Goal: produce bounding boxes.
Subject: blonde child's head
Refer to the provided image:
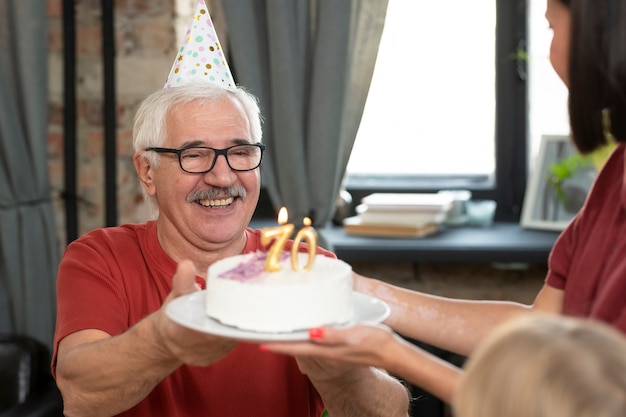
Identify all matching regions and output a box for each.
[453,314,626,417]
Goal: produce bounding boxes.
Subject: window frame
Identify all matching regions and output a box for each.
[344,0,528,222]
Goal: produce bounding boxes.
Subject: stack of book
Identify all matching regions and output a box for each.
[343,193,454,238]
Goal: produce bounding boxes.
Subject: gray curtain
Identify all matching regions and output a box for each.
[222,0,388,238]
[0,0,59,347]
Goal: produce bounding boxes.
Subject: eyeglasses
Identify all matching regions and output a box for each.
[145,143,266,174]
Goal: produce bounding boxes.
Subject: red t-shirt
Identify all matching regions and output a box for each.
[53,223,332,417]
[546,144,626,332]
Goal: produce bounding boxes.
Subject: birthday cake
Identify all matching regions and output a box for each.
[206,251,354,333]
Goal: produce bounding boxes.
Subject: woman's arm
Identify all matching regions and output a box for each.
[265,323,459,404]
[263,279,565,406]
[356,274,533,356]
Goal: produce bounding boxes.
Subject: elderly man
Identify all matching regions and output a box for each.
[52,83,410,417]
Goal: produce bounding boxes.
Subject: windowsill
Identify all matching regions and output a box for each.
[250,219,560,264]
[344,173,493,191]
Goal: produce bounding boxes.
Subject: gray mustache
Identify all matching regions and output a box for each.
[187,186,247,203]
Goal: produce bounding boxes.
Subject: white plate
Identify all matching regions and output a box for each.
[166,290,390,342]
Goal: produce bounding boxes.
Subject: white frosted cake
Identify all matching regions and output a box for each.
[206,251,354,333]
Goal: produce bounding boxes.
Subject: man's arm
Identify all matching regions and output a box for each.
[56,322,179,417]
[297,357,411,417]
[55,261,237,417]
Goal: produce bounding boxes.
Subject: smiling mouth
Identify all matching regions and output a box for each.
[197,197,235,208]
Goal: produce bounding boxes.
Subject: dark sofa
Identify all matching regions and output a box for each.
[0,334,63,417]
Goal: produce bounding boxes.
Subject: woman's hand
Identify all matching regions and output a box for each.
[261,323,403,371]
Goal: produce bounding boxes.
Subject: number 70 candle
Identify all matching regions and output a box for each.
[260,207,317,272]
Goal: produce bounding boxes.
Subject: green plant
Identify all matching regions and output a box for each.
[546,140,616,213]
[547,152,593,204]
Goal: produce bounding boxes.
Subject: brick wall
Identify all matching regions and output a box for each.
[47,0,182,246]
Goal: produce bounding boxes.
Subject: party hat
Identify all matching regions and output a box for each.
[164,0,234,89]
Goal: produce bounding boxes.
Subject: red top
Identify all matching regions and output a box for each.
[546,144,626,332]
[53,222,333,417]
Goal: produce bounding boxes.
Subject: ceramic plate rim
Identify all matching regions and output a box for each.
[165,290,390,342]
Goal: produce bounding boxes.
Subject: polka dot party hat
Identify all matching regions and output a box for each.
[163,0,233,89]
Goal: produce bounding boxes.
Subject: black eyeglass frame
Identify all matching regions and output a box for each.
[145,143,266,174]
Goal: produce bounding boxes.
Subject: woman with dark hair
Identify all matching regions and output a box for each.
[264,0,626,405]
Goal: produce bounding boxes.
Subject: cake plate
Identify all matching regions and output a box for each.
[166,290,390,342]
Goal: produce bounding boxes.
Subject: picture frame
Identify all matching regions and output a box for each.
[521,135,597,231]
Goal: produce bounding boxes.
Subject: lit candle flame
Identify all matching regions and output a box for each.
[277,206,288,224]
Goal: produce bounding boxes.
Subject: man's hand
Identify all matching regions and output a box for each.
[153,260,238,366]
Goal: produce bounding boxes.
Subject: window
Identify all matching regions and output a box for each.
[348,1,496,179]
[527,0,570,164]
[346,0,565,221]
